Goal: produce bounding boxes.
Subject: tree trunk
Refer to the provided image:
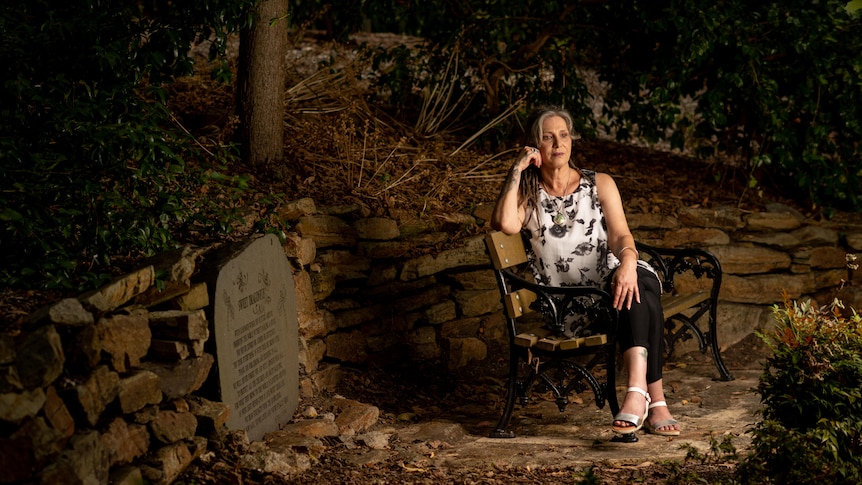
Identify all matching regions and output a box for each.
[237,0,288,168]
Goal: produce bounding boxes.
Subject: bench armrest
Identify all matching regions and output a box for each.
[635,242,722,299]
[496,268,619,337]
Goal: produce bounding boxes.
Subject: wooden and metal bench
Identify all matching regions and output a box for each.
[484,231,730,439]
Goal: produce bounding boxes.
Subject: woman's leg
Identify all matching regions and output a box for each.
[613,346,649,430]
[647,380,680,433]
[614,266,678,431]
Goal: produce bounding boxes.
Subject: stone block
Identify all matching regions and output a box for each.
[454,289,501,317]
[298,338,326,374]
[97,309,151,373]
[117,370,162,413]
[71,365,119,427]
[140,436,207,485]
[39,430,110,485]
[276,197,316,221]
[168,282,210,312]
[400,236,488,281]
[284,233,316,266]
[148,339,191,361]
[297,309,334,339]
[134,280,191,309]
[109,466,145,485]
[65,324,101,374]
[149,309,209,340]
[707,244,792,275]
[744,211,803,231]
[662,227,730,247]
[0,365,22,393]
[425,300,457,325]
[101,417,149,466]
[310,364,342,392]
[353,217,400,240]
[295,214,358,248]
[0,387,45,423]
[43,385,75,440]
[325,330,367,364]
[12,416,65,463]
[140,354,213,400]
[26,298,94,327]
[16,325,65,389]
[78,266,155,313]
[150,410,198,444]
[187,396,231,434]
[441,317,481,338]
[677,206,745,230]
[442,337,487,370]
[627,212,680,230]
[330,397,380,434]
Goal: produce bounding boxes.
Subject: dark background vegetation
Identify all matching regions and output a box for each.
[2,0,861,291]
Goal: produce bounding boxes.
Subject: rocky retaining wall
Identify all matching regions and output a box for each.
[4,197,862,482]
[292,199,862,391]
[1,253,227,484]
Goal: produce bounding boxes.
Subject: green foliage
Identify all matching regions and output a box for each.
[594,1,862,212]
[0,0,256,290]
[573,466,600,485]
[738,296,862,484]
[293,1,862,212]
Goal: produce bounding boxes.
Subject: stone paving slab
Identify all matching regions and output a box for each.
[378,364,762,470]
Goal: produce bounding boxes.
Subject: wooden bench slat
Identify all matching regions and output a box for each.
[661,291,710,320]
[513,333,604,351]
[559,337,584,350]
[536,338,560,351]
[514,333,541,347]
[505,289,537,318]
[584,334,607,346]
[485,232,528,270]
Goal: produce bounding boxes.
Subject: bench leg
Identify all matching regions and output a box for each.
[708,309,734,381]
[489,345,520,438]
[606,346,619,416]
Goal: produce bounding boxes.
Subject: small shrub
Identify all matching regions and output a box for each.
[738,295,862,484]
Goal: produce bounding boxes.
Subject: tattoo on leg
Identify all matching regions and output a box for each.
[640,348,648,361]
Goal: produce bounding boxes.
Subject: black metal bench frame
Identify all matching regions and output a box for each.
[484,231,731,439]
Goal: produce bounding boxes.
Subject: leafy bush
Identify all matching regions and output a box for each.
[738,295,862,484]
[0,1,255,290]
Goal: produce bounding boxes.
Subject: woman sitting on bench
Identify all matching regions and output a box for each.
[490,106,680,437]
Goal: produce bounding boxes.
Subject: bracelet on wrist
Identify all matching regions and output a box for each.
[619,246,639,260]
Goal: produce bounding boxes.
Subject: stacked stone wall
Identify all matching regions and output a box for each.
[289,199,862,396]
[1,253,227,484]
[5,197,862,482]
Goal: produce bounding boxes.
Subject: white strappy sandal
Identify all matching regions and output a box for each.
[612,387,650,435]
[645,400,681,436]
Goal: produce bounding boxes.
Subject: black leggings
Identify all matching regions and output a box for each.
[612,266,665,384]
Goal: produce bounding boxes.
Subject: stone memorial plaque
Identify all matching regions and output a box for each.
[213,234,298,441]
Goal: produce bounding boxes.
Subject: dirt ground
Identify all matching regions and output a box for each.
[178,334,771,484]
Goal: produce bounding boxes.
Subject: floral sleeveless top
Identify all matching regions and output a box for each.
[522,170,619,288]
[523,169,660,289]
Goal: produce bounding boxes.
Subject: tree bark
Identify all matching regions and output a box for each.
[237,0,288,168]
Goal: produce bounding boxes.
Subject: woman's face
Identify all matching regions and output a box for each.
[539,115,572,167]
